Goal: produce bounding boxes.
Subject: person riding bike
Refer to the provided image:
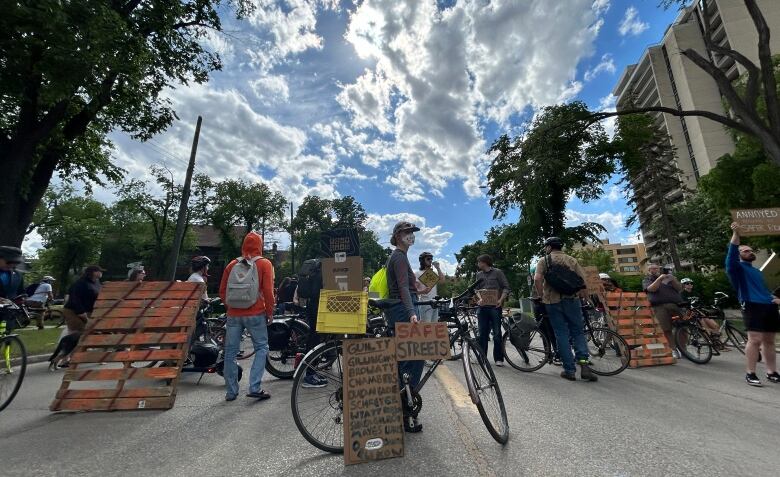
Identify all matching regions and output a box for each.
[27,275,55,330]
[188,256,212,343]
[679,278,722,340]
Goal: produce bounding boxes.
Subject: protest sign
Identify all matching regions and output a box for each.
[394,322,451,361]
[731,208,780,236]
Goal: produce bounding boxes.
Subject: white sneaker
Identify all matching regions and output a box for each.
[672,350,680,359]
[495,360,504,367]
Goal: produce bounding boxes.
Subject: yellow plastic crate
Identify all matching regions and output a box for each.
[316,290,368,334]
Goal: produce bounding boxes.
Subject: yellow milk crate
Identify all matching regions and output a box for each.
[316,290,368,334]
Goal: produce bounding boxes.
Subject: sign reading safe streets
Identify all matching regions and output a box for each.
[395,322,451,361]
[731,208,780,236]
[343,338,404,465]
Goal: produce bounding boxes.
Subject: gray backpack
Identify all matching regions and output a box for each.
[225,256,261,309]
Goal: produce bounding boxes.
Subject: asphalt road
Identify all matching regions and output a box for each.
[2,347,780,477]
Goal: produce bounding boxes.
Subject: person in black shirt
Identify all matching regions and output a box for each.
[62,265,104,332]
[475,254,511,367]
[0,246,24,299]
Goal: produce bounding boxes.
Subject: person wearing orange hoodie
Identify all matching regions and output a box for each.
[219,231,276,401]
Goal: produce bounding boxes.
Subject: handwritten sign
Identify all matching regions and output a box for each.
[394,323,451,361]
[476,289,499,306]
[731,208,780,236]
[343,338,404,465]
[418,268,439,288]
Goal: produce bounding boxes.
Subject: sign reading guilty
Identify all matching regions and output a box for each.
[395,322,451,361]
[342,337,404,465]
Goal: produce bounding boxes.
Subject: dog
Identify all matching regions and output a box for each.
[48,332,81,371]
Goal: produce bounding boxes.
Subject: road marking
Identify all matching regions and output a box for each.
[434,363,473,409]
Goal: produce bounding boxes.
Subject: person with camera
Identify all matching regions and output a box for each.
[643,263,683,359]
[415,252,444,323]
[726,222,780,387]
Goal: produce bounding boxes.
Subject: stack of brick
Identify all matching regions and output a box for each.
[605,292,676,368]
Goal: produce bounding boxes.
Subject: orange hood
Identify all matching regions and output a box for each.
[241,231,263,259]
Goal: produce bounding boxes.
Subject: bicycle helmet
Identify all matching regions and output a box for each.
[680,278,693,284]
[543,237,563,249]
[41,276,56,282]
[191,256,211,272]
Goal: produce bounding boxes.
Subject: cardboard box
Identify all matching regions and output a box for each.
[321,256,364,291]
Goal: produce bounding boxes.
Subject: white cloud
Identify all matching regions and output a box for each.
[337,0,605,201]
[592,0,611,15]
[597,94,617,138]
[584,54,616,81]
[604,185,622,203]
[366,212,453,256]
[21,231,43,257]
[565,209,626,237]
[249,74,290,104]
[618,6,649,37]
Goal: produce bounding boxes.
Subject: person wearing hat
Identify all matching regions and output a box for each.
[679,278,722,340]
[416,251,443,323]
[386,221,425,432]
[28,276,56,330]
[127,264,146,282]
[599,273,622,293]
[0,246,25,300]
[62,265,104,332]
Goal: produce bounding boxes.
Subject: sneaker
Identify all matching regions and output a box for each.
[766,372,780,383]
[246,390,271,400]
[302,374,327,388]
[552,357,562,366]
[225,394,237,401]
[746,373,763,387]
[672,350,680,359]
[495,360,504,367]
[560,371,576,381]
[578,362,598,382]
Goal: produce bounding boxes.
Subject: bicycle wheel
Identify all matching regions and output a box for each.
[725,325,747,354]
[675,324,713,364]
[291,341,345,454]
[585,328,630,376]
[237,330,256,360]
[265,320,309,379]
[502,326,550,372]
[0,335,27,412]
[129,345,161,368]
[449,324,465,360]
[462,341,509,444]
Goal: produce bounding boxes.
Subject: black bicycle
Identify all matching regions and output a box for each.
[502,301,630,376]
[290,284,509,453]
[0,310,27,412]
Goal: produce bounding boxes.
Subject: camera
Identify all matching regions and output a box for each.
[661,267,672,275]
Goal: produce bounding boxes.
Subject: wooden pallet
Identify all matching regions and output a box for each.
[604,292,676,368]
[50,281,202,412]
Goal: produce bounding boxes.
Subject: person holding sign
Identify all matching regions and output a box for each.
[385,221,425,433]
[726,223,780,387]
[416,252,443,323]
[475,254,511,367]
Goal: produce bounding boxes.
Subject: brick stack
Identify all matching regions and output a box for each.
[605,292,676,368]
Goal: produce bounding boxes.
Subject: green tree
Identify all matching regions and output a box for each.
[569,247,614,273]
[455,225,528,298]
[486,101,615,265]
[32,186,109,290]
[1,0,253,246]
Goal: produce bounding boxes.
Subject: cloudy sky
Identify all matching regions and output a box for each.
[27,0,681,273]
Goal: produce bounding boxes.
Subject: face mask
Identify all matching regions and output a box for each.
[401,233,415,246]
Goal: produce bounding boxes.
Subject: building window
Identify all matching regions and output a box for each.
[618,257,639,263]
[621,266,640,272]
[616,248,637,255]
[662,45,700,181]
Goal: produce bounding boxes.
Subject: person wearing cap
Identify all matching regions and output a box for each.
[386,221,425,433]
[62,265,104,332]
[599,273,622,293]
[188,256,211,302]
[127,265,146,282]
[534,237,597,382]
[0,246,25,300]
[415,252,443,323]
[475,254,511,367]
[679,277,722,341]
[28,276,56,330]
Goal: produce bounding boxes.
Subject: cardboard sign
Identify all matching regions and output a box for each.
[418,268,439,288]
[343,338,404,465]
[322,256,364,291]
[321,228,360,257]
[394,322,451,361]
[476,289,499,307]
[731,208,780,236]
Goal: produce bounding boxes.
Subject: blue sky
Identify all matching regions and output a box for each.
[27,1,683,273]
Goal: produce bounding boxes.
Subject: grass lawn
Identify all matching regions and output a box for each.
[15,327,61,356]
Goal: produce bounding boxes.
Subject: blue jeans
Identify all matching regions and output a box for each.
[223,315,269,398]
[478,306,504,362]
[385,297,424,391]
[545,298,589,374]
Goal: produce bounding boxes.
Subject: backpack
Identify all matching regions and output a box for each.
[297,259,322,300]
[25,282,40,297]
[543,254,585,296]
[225,256,262,309]
[368,267,389,299]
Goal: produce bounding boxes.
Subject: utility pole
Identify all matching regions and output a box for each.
[289,201,295,274]
[168,115,202,281]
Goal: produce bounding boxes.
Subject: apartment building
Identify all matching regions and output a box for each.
[602,240,649,275]
[612,0,780,259]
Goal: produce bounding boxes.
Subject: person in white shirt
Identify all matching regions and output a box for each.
[28,276,56,330]
[415,252,444,323]
[188,256,211,301]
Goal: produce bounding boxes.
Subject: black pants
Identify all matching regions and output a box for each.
[477,306,504,362]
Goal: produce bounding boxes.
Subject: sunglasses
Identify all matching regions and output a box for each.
[740,249,754,254]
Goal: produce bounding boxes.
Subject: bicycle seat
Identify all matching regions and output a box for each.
[368,298,401,309]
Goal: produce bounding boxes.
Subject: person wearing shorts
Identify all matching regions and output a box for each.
[642,263,684,359]
[725,222,780,387]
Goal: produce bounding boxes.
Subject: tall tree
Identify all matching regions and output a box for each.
[455,225,527,298]
[591,1,780,165]
[486,101,615,265]
[0,0,253,246]
[569,247,615,273]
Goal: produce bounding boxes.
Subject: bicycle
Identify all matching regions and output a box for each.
[290,285,509,453]
[0,308,28,412]
[672,305,723,365]
[691,292,747,353]
[502,301,631,376]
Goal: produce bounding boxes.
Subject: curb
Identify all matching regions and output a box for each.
[27,354,51,365]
